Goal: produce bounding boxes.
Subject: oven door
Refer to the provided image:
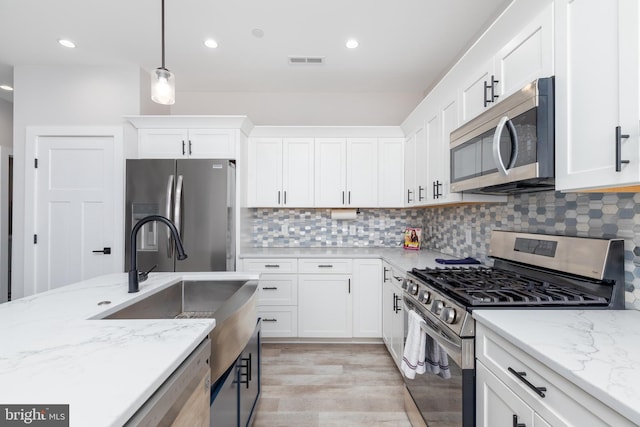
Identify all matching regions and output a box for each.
[403,297,474,427]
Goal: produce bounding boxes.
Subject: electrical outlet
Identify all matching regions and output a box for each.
[349,225,357,235]
[465,229,472,243]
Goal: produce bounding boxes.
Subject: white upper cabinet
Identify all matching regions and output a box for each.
[460,60,496,124]
[138,128,237,159]
[247,137,314,207]
[314,138,348,207]
[315,138,378,207]
[458,2,554,126]
[494,3,554,101]
[555,0,640,191]
[378,138,405,207]
[346,138,379,207]
[404,128,428,206]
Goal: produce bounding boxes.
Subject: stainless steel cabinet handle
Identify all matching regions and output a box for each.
[616,126,630,171]
[507,367,547,398]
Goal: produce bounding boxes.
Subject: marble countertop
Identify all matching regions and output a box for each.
[473,309,640,425]
[0,271,259,427]
[239,247,477,273]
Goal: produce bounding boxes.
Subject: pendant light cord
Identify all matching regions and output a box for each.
[161,0,166,69]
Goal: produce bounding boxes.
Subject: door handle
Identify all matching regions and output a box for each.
[174,175,184,242]
[492,116,518,176]
[615,126,630,172]
[507,367,547,398]
[188,140,192,155]
[181,140,186,156]
[166,174,175,259]
[92,247,111,254]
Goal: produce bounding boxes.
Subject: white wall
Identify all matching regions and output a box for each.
[12,65,144,298]
[171,91,423,126]
[0,98,12,147]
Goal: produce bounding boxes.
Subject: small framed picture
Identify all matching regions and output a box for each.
[403,227,422,250]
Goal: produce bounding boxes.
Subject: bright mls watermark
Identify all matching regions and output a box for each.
[0,405,68,426]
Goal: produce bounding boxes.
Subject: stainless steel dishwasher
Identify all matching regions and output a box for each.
[125,338,212,427]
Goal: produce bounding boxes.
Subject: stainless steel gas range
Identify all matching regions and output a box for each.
[402,230,625,427]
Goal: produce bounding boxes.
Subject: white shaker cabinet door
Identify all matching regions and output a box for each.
[555,0,640,191]
[352,258,382,338]
[459,60,495,125]
[404,132,417,206]
[378,138,404,207]
[139,129,189,158]
[282,138,314,207]
[247,138,283,207]
[188,129,236,159]
[314,138,347,207]
[298,274,352,338]
[346,138,378,207]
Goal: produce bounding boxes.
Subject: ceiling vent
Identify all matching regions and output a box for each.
[288,56,325,65]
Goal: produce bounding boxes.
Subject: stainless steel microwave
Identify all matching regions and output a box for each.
[450,77,554,194]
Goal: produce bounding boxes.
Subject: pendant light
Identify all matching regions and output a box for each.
[151,0,175,105]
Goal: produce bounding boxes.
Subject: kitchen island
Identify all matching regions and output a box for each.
[0,271,259,427]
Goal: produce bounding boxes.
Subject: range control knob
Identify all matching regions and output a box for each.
[432,300,444,315]
[418,289,431,304]
[410,282,419,295]
[441,307,457,324]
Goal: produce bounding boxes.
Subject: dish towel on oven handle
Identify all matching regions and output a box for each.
[425,335,452,379]
[401,309,426,379]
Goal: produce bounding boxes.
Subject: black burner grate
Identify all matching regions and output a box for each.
[411,267,608,307]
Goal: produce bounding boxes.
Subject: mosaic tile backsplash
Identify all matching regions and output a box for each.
[241,191,640,310]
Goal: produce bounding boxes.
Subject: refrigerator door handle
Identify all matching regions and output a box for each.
[166,174,175,259]
[175,175,184,241]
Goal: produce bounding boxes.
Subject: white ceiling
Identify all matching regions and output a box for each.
[0,0,511,107]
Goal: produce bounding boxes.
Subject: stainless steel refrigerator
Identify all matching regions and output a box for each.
[125,159,236,273]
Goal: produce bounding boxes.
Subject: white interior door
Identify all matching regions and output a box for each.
[33,133,119,293]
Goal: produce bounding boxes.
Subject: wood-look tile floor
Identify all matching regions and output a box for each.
[252,343,412,427]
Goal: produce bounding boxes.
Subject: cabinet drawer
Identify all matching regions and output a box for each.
[257,274,297,306]
[242,258,297,273]
[258,307,298,338]
[298,258,353,274]
[477,324,634,427]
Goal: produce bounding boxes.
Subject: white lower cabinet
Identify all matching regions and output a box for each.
[243,257,382,339]
[381,261,405,368]
[242,258,298,338]
[476,323,635,427]
[298,274,352,338]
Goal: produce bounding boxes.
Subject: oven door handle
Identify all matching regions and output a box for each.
[420,322,462,354]
[492,116,519,176]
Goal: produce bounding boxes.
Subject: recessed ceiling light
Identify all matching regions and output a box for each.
[0,85,13,91]
[58,39,76,48]
[346,39,359,49]
[251,28,265,39]
[204,39,218,49]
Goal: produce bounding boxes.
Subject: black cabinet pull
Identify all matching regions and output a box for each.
[348,191,351,205]
[508,367,547,398]
[284,191,287,205]
[616,126,630,171]
[407,189,413,203]
[262,286,278,290]
[92,247,111,254]
[383,267,389,282]
[262,318,277,322]
[418,185,425,201]
[277,190,281,204]
[181,140,185,155]
[348,278,351,294]
[188,140,192,155]
[512,414,526,427]
[342,191,345,205]
[264,264,280,268]
[491,75,499,102]
[484,80,492,107]
[240,355,251,388]
[318,264,333,268]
